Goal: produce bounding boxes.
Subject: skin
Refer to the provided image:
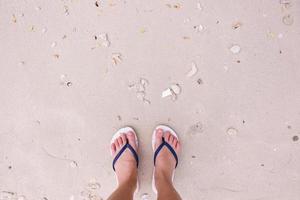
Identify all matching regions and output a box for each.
[107,129,182,200]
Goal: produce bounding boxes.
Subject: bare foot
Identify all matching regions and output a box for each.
[154,128,180,187]
[111,131,138,188]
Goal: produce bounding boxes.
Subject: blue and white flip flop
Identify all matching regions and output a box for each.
[152,125,179,194]
[111,126,139,193]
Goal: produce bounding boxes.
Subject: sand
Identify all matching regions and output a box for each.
[0,0,300,199]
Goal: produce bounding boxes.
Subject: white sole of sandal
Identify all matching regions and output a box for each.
[110,126,139,195]
[151,125,179,194]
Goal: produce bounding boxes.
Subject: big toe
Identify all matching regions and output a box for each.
[155,129,164,149]
[126,131,137,150]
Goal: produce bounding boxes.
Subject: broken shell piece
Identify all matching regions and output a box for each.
[129,78,151,104]
[87,181,101,190]
[194,25,204,33]
[64,5,69,16]
[98,33,110,47]
[143,99,151,105]
[12,14,17,23]
[196,1,203,10]
[136,92,145,101]
[197,78,203,85]
[230,45,241,54]
[280,0,291,4]
[60,74,67,82]
[171,94,177,101]
[42,27,47,34]
[267,30,275,38]
[112,53,122,65]
[224,65,229,72]
[140,78,149,86]
[51,42,57,48]
[162,88,173,98]
[280,0,292,9]
[135,83,145,92]
[186,62,198,77]
[29,25,35,32]
[183,18,191,23]
[170,84,181,95]
[18,61,25,66]
[70,160,78,168]
[282,14,294,25]
[162,84,181,100]
[127,83,135,90]
[173,3,181,9]
[140,28,147,33]
[227,127,238,136]
[232,21,242,29]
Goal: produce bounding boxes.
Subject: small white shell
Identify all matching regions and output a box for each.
[112,53,122,65]
[69,160,78,168]
[282,14,294,26]
[170,84,181,95]
[140,78,149,86]
[230,45,241,54]
[42,27,47,34]
[51,42,57,48]
[162,88,173,98]
[143,99,151,105]
[98,33,111,47]
[194,24,204,33]
[227,127,238,135]
[186,62,198,77]
[196,1,203,10]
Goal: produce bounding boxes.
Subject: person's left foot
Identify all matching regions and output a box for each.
[111,131,138,188]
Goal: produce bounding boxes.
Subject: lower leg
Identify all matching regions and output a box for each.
[107,174,137,200]
[156,171,181,200]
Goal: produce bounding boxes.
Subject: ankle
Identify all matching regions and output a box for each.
[118,172,138,189]
[155,170,173,188]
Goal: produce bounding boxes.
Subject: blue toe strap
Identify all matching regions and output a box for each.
[112,139,139,171]
[154,137,178,168]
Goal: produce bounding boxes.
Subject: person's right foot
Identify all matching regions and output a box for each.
[153,128,180,187]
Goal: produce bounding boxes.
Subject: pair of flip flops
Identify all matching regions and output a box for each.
[110,125,179,194]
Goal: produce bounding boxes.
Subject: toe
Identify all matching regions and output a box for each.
[114,139,120,149]
[121,133,127,144]
[167,132,173,143]
[164,131,171,141]
[172,137,177,146]
[126,131,137,150]
[111,143,116,155]
[118,137,123,147]
[155,129,164,149]
[175,141,180,151]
